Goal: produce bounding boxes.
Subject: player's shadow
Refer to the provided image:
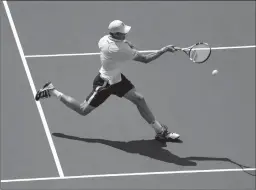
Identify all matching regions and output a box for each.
[52,133,238,167]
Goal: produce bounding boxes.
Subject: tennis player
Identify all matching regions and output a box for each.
[35,20,180,141]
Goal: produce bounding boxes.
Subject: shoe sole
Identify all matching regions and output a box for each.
[155,135,180,142]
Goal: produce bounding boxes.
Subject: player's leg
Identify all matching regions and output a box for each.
[52,90,95,116]
[123,88,180,140]
[111,74,164,134]
[35,82,95,116]
[35,74,110,116]
[112,74,180,140]
[123,89,154,123]
[123,88,164,133]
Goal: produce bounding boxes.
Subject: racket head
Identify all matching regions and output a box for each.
[187,42,211,64]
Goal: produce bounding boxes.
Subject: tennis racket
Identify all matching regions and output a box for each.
[174,42,211,64]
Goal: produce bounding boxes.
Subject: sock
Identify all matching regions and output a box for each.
[150,120,164,134]
[50,89,63,100]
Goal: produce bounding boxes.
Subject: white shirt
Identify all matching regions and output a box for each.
[98,35,138,85]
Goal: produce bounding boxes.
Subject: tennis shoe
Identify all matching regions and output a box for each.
[155,124,180,141]
[35,82,55,101]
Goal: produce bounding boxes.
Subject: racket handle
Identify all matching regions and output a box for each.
[173,46,182,51]
[173,46,188,52]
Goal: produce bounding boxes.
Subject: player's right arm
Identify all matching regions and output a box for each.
[133,45,177,64]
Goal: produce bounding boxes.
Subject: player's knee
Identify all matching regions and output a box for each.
[125,89,145,105]
[133,93,145,105]
[79,110,90,116]
[79,103,95,116]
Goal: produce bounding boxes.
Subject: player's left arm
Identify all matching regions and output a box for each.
[123,40,177,63]
[133,45,177,64]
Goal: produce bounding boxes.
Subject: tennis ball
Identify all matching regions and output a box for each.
[212,69,218,76]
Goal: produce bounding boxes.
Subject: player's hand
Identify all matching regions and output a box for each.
[161,45,178,53]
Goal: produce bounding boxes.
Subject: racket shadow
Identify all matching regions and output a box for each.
[52,132,255,175]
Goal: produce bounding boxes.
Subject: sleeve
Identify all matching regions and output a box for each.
[98,38,103,50]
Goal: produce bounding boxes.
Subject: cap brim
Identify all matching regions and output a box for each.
[123,25,131,34]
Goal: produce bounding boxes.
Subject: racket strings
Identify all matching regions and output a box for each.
[190,49,198,62]
[189,44,211,63]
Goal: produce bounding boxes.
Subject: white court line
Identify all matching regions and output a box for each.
[24,50,158,58]
[24,45,256,58]
[3,1,64,177]
[1,168,255,183]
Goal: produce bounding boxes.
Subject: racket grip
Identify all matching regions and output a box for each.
[173,46,182,51]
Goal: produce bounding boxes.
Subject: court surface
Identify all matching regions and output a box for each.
[1,1,255,189]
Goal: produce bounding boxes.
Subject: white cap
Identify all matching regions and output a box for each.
[108,20,131,34]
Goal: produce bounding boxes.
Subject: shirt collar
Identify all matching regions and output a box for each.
[108,35,124,42]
